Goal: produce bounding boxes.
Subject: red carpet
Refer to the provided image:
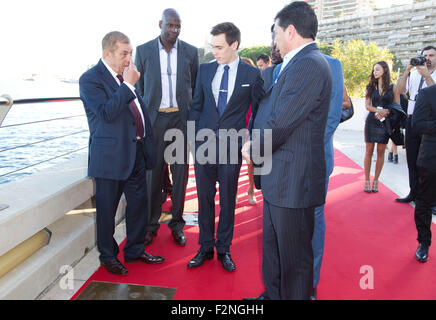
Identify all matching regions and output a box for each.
[72,150,436,300]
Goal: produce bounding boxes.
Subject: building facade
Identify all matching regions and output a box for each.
[307,0,375,20]
[316,0,436,68]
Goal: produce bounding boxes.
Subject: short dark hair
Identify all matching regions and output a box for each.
[257,54,270,63]
[275,1,318,40]
[421,46,436,54]
[211,22,241,49]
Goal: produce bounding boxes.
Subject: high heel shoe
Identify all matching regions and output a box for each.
[372,180,379,193]
[364,180,371,193]
[247,188,257,205]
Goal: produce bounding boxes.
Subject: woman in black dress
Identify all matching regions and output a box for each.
[364,61,400,192]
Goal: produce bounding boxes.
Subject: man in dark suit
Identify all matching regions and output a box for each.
[411,84,436,262]
[311,55,344,300]
[243,2,332,299]
[187,22,263,272]
[79,31,164,276]
[135,9,199,247]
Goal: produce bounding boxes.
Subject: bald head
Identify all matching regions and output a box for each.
[159,8,181,47]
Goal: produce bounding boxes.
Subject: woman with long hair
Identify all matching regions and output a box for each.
[363,61,400,192]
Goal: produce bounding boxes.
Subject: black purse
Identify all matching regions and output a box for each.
[340,98,354,123]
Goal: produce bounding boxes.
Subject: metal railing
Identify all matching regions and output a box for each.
[0,95,88,210]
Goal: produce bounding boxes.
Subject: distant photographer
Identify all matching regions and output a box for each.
[396,46,436,204]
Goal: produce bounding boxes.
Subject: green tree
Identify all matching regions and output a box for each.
[238,46,271,64]
[330,39,397,97]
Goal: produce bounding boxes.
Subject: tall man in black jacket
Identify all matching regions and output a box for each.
[411,84,436,262]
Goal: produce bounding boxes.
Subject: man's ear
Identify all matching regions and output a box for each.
[231,40,239,51]
[159,20,163,29]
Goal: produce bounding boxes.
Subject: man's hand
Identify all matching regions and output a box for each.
[242,140,252,163]
[123,58,140,86]
[416,64,430,78]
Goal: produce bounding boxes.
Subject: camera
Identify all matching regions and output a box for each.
[410,55,427,66]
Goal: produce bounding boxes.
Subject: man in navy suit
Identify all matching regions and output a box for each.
[243,2,332,299]
[187,22,263,272]
[135,9,199,247]
[80,31,164,276]
[311,55,344,300]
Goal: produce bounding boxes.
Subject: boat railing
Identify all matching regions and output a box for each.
[0,94,106,299]
[0,95,88,211]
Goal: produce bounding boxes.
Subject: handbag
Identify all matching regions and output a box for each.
[340,97,354,123]
[390,128,405,146]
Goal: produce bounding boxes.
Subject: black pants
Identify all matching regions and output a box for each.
[147,112,188,232]
[95,142,148,262]
[194,139,242,254]
[405,116,422,197]
[262,200,314,300]
[415,166,436,247]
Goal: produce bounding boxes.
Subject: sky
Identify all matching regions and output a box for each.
[0,0,413,80]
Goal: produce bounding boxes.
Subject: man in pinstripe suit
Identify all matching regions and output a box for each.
[243,2,332,300]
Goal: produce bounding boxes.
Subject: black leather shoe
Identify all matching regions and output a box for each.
[101,259,128,276]
[172,230,186,246]
[395,194,415,203]
[217,252,236,272]
[432,206,436,216]
[187,250,214,268]
[125,252,165,264]
[145,230,157,246]
[415,244,429,263]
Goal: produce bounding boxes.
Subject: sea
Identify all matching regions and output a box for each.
[0,78,89,185]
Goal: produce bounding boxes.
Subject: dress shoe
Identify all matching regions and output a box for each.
[187,250,214,268]
[217,252,236,272]
[395,194,415,203]
[172,230,186,246]
[145,230,157,246]
[100,259,128,276]
[393,154,398,164]
[125,252,165,264]
[432,206,436,216]
[310,287,317,300]
[388,152,393,162]
[415,244,429,263]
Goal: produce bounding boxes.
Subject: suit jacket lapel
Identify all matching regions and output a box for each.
[152,37,162,111]
[207,61,219,111]
[97,59,119,92]
[221,60,247,118]
[176,40,184,99]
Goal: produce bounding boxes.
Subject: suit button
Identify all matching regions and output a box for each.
[133,122,135,126]
[133,139,136,142]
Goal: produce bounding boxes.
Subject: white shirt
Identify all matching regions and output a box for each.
[276,41,315,81]
[101,58,146,138]
[406,69,436,115]
[158,38,179,109]
[212,56,240,106]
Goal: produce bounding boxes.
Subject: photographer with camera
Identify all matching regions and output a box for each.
[396,46,436,205]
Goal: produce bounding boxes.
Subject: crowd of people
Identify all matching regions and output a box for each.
[79,1,436,300]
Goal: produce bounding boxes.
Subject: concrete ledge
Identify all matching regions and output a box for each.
[0,154,94,256]
[0,196,126,300]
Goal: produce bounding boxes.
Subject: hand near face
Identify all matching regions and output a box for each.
[123,58,140,86]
